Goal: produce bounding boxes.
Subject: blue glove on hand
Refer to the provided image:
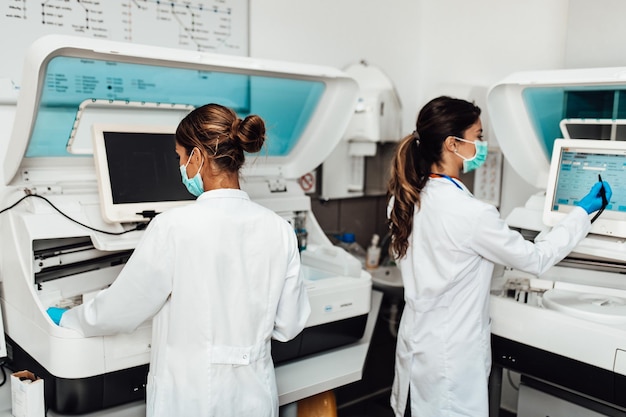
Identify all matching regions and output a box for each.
[47,307,68,326]
[577,181,612,214]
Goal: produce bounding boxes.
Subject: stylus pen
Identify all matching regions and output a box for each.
[598,174,608,207]
[591,174,607,224]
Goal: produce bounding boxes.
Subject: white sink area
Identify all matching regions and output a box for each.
[370,265,404,295]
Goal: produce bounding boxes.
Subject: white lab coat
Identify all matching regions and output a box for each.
[390,177,590,417]
[61,189,311,417]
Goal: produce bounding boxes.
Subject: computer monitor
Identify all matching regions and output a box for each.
[544,139,626,238]
[92,124,195,224]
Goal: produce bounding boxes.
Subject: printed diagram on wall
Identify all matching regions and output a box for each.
[2,0,249,83]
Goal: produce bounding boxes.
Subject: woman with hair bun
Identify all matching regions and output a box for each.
[48,103,311,417]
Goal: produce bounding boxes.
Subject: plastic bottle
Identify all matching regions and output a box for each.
[336,232,367,268]
[366,233,381,270]
[294,211,308,252]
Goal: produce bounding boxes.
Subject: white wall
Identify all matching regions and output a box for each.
[250,0,570,218]
[414,1,569,103]
[565,0,626,68]
[251,0,569,134]
[249,0,421,135]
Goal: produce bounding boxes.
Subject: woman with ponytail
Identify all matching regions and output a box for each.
[50,103,311,417]
[387,96,610,416]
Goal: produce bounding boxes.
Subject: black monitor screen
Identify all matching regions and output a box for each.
[103,131,195,204]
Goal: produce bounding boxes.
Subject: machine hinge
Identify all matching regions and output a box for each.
[26,185,63,195]
[268,178,287,193]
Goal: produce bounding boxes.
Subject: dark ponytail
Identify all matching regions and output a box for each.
[387,96,481,258]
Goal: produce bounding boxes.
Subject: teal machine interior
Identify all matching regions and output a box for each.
[523,87,626,159]
[28,56,324,157]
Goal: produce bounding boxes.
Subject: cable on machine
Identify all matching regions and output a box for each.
[0,192,148,235]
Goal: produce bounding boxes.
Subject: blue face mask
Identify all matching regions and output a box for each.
[180,148,204,197]
[454,137,489,173]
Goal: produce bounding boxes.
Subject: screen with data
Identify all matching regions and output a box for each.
[551,144,626,213]
[545,139,626,237]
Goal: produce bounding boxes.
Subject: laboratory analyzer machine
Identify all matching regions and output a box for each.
[0,35,372,414]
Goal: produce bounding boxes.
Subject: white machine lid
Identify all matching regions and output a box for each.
[5,35,358,186]
[487,67,626,188]
[543,288,626,325]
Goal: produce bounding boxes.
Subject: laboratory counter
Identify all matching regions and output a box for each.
[0,291,382,417]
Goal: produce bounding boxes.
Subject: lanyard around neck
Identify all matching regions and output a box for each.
[429,173,463,190]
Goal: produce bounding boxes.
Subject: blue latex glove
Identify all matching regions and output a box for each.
[577,181,612,214]
[47,307,68,326]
